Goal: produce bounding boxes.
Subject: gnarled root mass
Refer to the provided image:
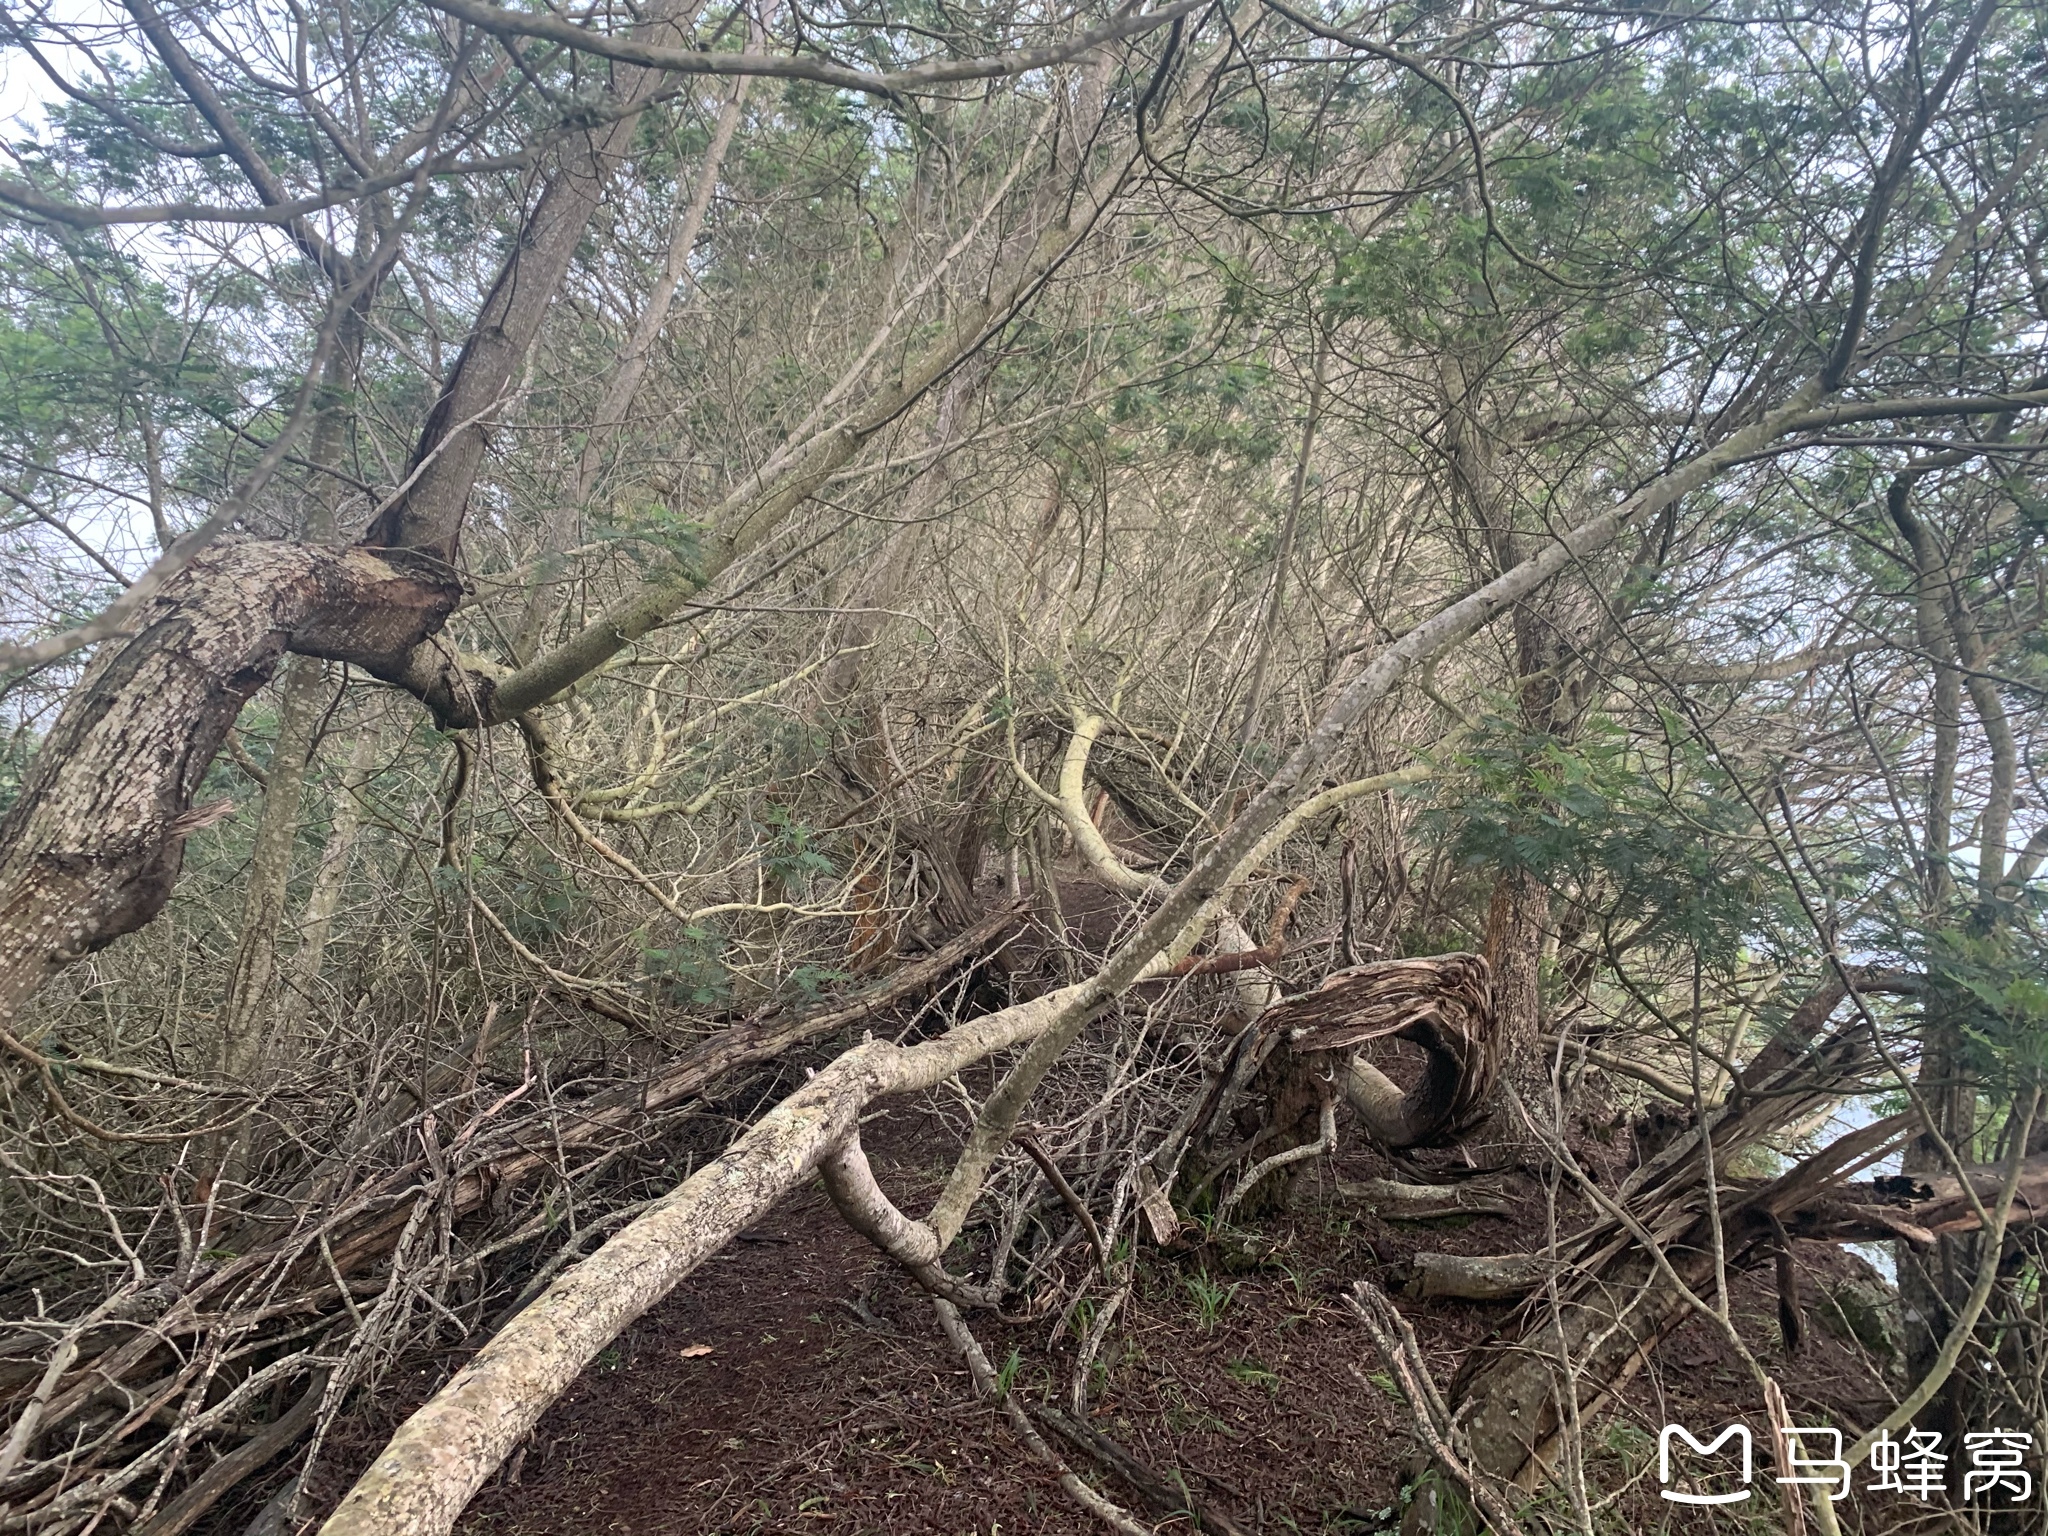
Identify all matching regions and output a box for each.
[1281,953,1497,1151]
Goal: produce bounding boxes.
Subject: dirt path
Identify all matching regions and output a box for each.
[456,1112,1099,1536]
[424,1110,1903,1536]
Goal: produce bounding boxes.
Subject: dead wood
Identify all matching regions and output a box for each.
[1014,1129,1108,1274]
[1347,1282,1533,1536]
[1275,953,1496,1149]
[1401,1252,1552,1302]
[0,913,1023,1526]
[933,1300,1153,1536]
[127,1371,326,1536]
[1336,1177,1513,1220]
[1399,1148,2048,1309]
[1034,1402,1251,1536]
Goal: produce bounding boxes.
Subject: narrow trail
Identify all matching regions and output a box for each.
[369,1106,1910,1536]
[454,1110,1096,1535]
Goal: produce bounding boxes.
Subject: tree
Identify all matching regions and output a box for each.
[1,0,2045,1533]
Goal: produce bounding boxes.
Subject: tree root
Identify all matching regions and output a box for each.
[1335,1177,1512,1221]
[1399,1252,1551,1302]
[1346,1282,1531,1536]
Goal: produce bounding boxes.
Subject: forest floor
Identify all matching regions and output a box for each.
[310,1100,1914,1536]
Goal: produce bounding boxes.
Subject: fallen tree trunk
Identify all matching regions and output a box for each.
[1401,1252,1551,1302]
[317,981,1097,1536]
[1336,1177,1512,1221]
[0,914,1026,1528]
[319,903,1027,1274]
[1400,1148,2048,1307]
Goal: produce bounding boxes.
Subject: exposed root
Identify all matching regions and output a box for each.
[1346,1282,1532,1536]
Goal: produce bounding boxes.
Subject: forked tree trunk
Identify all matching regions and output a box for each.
[0,5,700,1052]
[0,542,458,1039]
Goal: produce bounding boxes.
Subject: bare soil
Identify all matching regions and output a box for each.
[336,1106,1916,1536]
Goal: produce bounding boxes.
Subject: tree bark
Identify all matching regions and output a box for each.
[357,0,701,562]
[283,719,383,1005]
[1481,867,1547,1091]
[0,541,458,1046]
[216,654,328,1082]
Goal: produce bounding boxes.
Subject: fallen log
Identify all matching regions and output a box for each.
[322,901,1027,1274]
[1337,1177,1513,1221]
[1398,1148,2048,1307]
[317,980,1100,1536]
[1401,1252,1552,1302]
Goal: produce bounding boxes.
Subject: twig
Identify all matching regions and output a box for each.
[1014,1127,1107,1275]
[1346,1281,1532,1536]
[1034,1403,1249,1536]
[931,1299,1154,1536]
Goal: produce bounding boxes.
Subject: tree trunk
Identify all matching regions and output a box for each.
[357,1,701,563]
[0,6,702,1041]
[1482,866,1547,1095]
[216,655,328,1082]
[0,542,457,1038]
[283,719,382,1005]
[1888,467,1980,1446]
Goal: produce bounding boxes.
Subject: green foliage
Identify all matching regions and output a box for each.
[784,963,852,999]
[1225,1357,1279,1391]
[1915,909,2048,1092]
[758,806,834,889]
[1423,712,1787,971]
[642,924,731,1007]
[1183,1272,1238,1332]
[993,1346,1022,1400]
